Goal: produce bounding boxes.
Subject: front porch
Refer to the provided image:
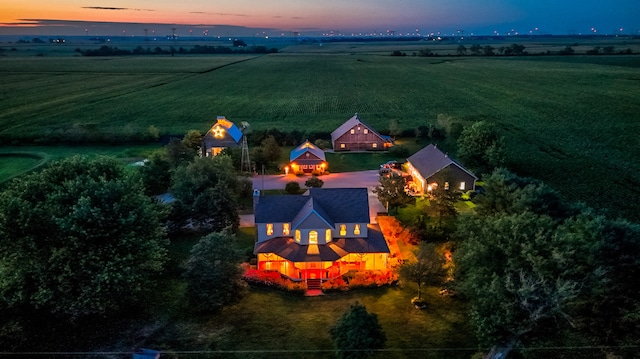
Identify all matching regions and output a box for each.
[256,252,389,281]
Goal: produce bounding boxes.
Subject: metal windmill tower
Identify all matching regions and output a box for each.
[240,121,251,174]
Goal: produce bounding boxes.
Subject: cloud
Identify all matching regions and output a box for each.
[82,6,154,12]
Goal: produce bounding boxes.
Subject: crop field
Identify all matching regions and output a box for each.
[1,39,640,219]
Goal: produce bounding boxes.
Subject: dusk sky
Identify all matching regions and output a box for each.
[2,0,639,37]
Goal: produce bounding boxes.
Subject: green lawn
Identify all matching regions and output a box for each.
[141,285,475,359]
[0,153,47,183]
[0,144,161,183]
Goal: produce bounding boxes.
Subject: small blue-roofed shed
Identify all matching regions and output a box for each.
[289,140,327,174]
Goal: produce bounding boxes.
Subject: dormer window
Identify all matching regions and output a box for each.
[295,230,301,242]
[354,224,361,235]
[266,223,273,235]
[340,224,346,236]
[309,231,318,244]
[283,223,290,235]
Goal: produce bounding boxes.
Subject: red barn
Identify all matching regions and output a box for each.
[331,113,394,151]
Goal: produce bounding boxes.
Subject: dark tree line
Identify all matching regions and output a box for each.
[76,44,278,56]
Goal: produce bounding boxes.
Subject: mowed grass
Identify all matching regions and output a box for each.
[0,153,46,183]
[146,285,475,359]
[0,144,161,182]
[1,49,640,219]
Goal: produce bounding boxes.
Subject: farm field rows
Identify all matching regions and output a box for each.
[1,48,640,219]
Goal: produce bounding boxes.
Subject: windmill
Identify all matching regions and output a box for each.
[240,121,251,174]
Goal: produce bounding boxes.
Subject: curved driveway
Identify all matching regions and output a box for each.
[249,170,386,224]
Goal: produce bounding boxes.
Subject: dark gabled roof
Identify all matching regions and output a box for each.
[406,144,477,180]
[254,225,390,262]
[254,196,309,223]
[330,113,392,143]
[308,188,369,223]
[254,188,370,224]
[202,116,243,145]
[290,140,326,162]
[291,197,335,229]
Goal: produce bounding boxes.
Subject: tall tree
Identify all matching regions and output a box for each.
[0,156,168,320]
[456,121,505,175]
[374,173,413,212]
[475,168,576,219]
[400,242,446,300]
[260,135,282,164]
[563,214,640,354]
[183,230,248,313]
[137,150,172,195]
[171,155,239,232]
[181,129,203,155]
[329,302,386,359]
[455,212,582,359]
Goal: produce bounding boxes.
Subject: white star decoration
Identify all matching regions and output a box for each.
[212,126,225,138]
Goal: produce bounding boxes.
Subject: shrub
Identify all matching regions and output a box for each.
[305,175,324,188]
[285,181,301,194]
[321,277,349,292]
[243,268,306,294]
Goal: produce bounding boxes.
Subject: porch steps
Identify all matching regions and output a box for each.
[307,278,322,290]
[305,279,323,296]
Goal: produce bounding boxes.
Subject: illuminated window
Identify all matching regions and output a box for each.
[350,129,355,134]
[283,223,290,235]
[326,229,331,242]
[460,182,466,191]
[305,153,310,157]
[354,224,361,235]
[364,129,368,134]
[444,182,449,190]
[340,143,345,149]
[266,223,273,235]
[357,126,361,131]
[372,143,377,148]
[295,230,301,242]
[340,224,346,236]
[309,231,318,244]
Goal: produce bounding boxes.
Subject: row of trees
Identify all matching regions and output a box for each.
[76,44,278,56]
[393,44,634,57]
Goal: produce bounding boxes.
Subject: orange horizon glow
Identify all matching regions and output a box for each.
[1,0,366,31]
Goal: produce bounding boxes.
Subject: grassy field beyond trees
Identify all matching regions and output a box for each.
[2,41,639,219]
